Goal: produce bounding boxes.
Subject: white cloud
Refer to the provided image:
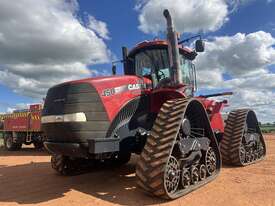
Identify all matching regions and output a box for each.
[0,63,90,98]
[88,15,110,40]
[223,89,275,123]
[224,72,275,90]
[197,69,224,89]
[227,89,275,108]
[196,31,275,76]
[136,0,229,34]
[195,31,275,123]
[6,103,31,113]
[0,0,111,98]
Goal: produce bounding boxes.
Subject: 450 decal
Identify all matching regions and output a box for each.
[102,83,148,97]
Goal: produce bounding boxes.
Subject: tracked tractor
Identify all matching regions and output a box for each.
[41,10,266,199]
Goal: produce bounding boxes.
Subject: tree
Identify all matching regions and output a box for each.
[258,121,262,126]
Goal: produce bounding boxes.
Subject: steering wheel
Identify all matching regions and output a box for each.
[157,70,166,80]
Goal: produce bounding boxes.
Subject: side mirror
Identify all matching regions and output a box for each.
[195,39,205,52]
[112,64,117,75]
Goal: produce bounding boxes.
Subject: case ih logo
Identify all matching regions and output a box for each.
[128,83,143,90]
[102,83,147,97]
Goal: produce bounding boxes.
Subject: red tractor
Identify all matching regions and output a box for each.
[1,104,44,150]
[41,10,266,199]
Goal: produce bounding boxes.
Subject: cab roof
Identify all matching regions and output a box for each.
[128,40,197,60]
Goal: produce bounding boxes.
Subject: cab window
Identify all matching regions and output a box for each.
[180,55,193,85]
[135,49,171,85]
[133,47,195,90]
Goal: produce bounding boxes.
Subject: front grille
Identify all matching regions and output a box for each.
[42,82,110,143]
[43,83,105,117]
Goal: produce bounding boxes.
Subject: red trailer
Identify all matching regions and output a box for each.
[0,104,45,150]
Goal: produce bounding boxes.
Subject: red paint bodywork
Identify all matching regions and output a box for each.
[66,40,227,134]
[68,76,226,134]
[69,76,188,120]
[129,40,193,56]
[3,104,42,132]
[70,75,151,120]
[198,98,227,133]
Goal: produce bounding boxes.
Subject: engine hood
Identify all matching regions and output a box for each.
[53,75,152,121]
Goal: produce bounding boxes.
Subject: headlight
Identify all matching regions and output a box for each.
[41,112,87,123]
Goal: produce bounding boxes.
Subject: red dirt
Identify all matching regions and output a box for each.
[0,135,275,206]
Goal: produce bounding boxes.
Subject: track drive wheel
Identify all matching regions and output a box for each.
[220,109,266,166]
[136,98,221,199]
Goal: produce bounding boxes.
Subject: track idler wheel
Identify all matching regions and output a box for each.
[205,147,217,175]
[136,98,221,199]
[220,109,266,166]
[164,156,181,194]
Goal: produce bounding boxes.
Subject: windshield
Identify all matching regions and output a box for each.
[134,48,194,90]
[135,49,170,81]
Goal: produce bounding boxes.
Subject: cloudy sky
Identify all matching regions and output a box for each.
[0,0,274,123]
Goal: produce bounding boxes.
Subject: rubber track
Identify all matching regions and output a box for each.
[136,98,219,199]
[220,109,266,166]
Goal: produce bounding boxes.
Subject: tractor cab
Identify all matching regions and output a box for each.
[121,40,198,96]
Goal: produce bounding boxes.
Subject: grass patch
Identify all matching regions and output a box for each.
[261,126,275,133]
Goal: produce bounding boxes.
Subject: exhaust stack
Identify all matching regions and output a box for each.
[163,9,182,85]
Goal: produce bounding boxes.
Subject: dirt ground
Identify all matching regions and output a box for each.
[0,135,275,206]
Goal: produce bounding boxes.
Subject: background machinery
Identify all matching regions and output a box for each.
[41,10,266,199]
[0,104,44,150]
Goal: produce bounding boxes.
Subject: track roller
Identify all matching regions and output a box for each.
[199,165,207,180]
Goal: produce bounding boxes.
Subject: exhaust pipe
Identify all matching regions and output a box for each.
[163,9,182,85]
